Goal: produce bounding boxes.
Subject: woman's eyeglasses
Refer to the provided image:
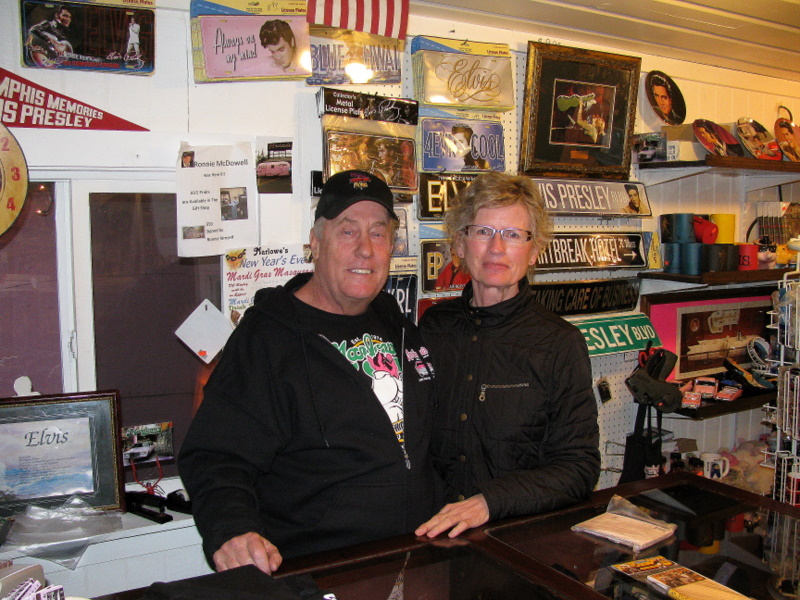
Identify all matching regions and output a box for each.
[463,225,533,244]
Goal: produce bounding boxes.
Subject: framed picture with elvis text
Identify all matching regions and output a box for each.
[0,390,125,515]
[519,42,641,180]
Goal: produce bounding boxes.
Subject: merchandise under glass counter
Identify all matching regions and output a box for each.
[465,472,800,600]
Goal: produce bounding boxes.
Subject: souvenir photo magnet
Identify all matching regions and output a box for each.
[736,117,782,160]
[645,71,686,125]
[693,119,744,157]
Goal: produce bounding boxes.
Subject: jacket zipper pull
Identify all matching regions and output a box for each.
[479,384,486,402]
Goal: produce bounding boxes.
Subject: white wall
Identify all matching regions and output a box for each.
[7,4,800,185]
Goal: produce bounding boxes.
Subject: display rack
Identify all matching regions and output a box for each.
[767,272,800,508]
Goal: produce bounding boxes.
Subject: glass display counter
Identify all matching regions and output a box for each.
[470,472,799,600]
[96,473,799,600]
[283,539,572,600]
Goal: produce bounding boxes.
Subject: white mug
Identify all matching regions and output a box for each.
[700,452,730,479]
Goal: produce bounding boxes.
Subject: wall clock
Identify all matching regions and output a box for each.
[0,122,29,237]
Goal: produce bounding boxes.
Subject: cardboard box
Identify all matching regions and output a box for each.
[662,123,736,161]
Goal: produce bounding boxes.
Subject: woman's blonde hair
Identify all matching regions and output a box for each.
[444,172,553,254]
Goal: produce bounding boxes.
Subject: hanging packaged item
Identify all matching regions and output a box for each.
[307,26,403,85]
[417,107,505,173]
[411,36,515,112]
[317,88,419,194]
[20,0,155,75]
[190,0,311,82]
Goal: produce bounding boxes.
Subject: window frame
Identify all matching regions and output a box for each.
[67,174,177,392]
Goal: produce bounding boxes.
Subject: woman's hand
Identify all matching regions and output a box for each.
[414,494,490,538]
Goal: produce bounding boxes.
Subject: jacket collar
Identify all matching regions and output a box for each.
[250,272,403,334]
[461,279,531,328]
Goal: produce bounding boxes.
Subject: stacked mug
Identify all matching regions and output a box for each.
[660,213,748,275]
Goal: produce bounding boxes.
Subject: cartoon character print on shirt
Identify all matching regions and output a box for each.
[365,351,409,466]
[331,334,409,467]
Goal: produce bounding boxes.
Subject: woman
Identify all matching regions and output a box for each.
[415,172,600,538]
[373,138,402,187]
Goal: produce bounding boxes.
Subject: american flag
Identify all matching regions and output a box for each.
[307,0,409,40]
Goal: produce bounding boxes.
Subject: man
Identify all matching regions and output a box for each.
[555,92,606,145]
[26,4,73,66]
[259,19,298,72]
[179,170,440,574]
[572,95,606,144]
[777,120,800,162]
[737,121,781,160]
[649,75,682,125]
[219,190,232,220]
[126,16,140,60]
[695,121,740,157]
[451,125,489,170]
[622,184,642,214]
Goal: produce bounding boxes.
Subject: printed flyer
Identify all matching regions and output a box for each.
[222,244,313,325]
[177,142,259,257]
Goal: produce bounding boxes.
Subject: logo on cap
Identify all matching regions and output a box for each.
[350,173,370,190]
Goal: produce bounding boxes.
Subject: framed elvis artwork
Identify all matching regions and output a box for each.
[519,42,641,180]
[0,390,124,515]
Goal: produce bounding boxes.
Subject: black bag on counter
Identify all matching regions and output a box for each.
[618,403,663,485]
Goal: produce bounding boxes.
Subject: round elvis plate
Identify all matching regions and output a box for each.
[692,119,744,157]
[645,71,686,125]
[774,117,800,162]
[736,117,783,160]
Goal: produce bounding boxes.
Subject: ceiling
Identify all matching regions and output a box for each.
[409,0,800,83]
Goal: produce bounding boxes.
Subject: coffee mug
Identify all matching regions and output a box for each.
[700,452,730,479]
[738,243,758,271]
[693,216,719,244]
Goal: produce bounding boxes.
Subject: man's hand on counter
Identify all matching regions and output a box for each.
[213,532,283,575]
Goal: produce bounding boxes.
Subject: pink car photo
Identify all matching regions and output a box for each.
[257,160,291,177]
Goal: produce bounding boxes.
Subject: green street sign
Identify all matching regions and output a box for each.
[570,313,661,357]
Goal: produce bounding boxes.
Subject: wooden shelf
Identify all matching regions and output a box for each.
[675,391,775,420]
[636,156,800,191]
[639,155,800,174]
[639,269,794,285]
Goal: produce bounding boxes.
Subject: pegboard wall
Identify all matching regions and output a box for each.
[330,34,795,491]
[400,42,653,490]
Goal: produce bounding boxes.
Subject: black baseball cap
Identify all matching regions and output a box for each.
[315,170,398,221]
